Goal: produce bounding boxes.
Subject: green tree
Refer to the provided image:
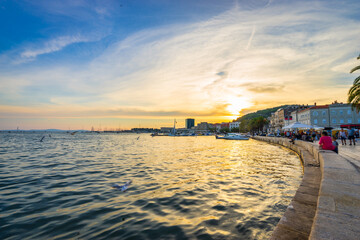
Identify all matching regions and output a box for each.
[220,127,230,133]
[208,127,215,133]
[348,54,360,112]
[230,127,239,133]
[239,120,250,133]
[248,116,268,133]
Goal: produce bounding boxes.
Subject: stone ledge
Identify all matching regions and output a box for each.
[253,137,320,239]
[253,136,360,240]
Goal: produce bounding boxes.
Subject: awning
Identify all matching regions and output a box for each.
[340,124,360,129]
[282,122,315,129]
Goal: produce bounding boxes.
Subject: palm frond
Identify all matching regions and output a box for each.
[348,85,360,97]
[354,75,360,85]
[350,65,360,73]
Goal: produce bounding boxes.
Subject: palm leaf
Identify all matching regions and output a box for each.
[348,85,360,97]
[354,75,360,85]
[350,65,360,73]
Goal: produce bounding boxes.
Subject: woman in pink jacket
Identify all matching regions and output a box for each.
[319,131,336,152]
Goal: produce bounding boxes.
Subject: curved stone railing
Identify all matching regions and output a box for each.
[253,137,360,240]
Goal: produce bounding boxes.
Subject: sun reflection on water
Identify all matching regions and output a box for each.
[0,132,302,240]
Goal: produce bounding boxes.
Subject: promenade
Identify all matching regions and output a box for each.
[338,144,360,168]
[253,137,360,240]
[311,142,360,239]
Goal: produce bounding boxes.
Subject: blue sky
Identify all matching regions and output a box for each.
[0,0,360,130]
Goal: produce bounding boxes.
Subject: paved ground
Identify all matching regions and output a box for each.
[258,137,360,239]
[309,138,360,239]
[338,140,360,170]
[313,138,359,167]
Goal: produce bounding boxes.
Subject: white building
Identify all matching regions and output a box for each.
[229,121,240,130]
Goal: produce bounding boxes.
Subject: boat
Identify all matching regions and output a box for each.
[215,133,249,140]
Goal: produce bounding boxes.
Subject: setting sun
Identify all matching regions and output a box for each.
[226,96,252,116]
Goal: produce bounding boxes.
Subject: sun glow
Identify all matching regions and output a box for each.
[226,96,252,116]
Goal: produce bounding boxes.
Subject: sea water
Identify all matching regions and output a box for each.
[0,132,302,239]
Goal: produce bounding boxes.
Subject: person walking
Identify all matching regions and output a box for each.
[348,127,356,145]
[339,129,347,145]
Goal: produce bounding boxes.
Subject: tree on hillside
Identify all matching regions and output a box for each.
[348,54,360,112]
[249,116,268,134]
[239,119,250,133]
[230,127,239,133]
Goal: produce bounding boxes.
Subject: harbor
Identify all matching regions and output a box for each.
[1,0,360,239]
[0,132,302,239]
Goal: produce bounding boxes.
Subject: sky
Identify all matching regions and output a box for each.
[0,0,360,130]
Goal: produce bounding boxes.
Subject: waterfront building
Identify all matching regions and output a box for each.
[288,105,314,126]
[269,112,276,132]
[272,108,283,132]
[296,102,360,128]
[283,105,308,127]
[297,105,329,127]
[221,122,230,129]
[289,110,298,125]
[212,123,221,132]
[229,121,240,130]
[160,127,173,133]
[196,122,209,130]
[267,102,360,133]
[208,123,215,131]
[270,105,304,131]
[328,102,360,128]
[185,118,195,129]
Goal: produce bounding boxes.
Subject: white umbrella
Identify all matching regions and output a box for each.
[282,122,314,130]
[313,125,324,130]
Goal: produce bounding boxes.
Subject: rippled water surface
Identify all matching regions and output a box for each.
[0,132,302,239]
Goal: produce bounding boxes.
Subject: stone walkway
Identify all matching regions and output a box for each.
[309,138,360,239]
[255,137,360,239]
[338,142,360,170]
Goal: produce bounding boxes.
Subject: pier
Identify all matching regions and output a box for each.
[254,137,360,239]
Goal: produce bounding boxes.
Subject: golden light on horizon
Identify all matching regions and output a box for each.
[225,95,252,116]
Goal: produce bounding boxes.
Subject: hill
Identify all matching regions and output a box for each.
[235,105,291,122]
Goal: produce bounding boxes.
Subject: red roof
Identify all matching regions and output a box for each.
[310,105,329,109]
[298,105,329,113]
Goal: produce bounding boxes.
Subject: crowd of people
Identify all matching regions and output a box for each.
[282,129,322,143]
[280,127,359,154]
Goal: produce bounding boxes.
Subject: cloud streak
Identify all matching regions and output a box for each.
[1,0,360,128]
[20,35,88,59]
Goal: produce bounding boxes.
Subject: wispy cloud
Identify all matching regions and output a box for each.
[19,35,88,60]
[1,0,360,124]
[245,25,256,50]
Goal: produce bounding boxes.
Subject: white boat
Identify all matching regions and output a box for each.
[215,133,249,140]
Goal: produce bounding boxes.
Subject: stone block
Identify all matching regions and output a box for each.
[287,199,317,219]
[271,224,308,240]
[296,183,320,197]
[310,211,360,240]
[302,167,321,185]
[320,179,360,200]
[317,195,336,212]
[302,151,319,167]
[278,204,314,235]
[293,191,318,206]
[320,152,354,171]
[322,168,360,185]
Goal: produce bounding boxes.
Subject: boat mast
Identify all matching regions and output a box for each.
[173,119,176,135]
